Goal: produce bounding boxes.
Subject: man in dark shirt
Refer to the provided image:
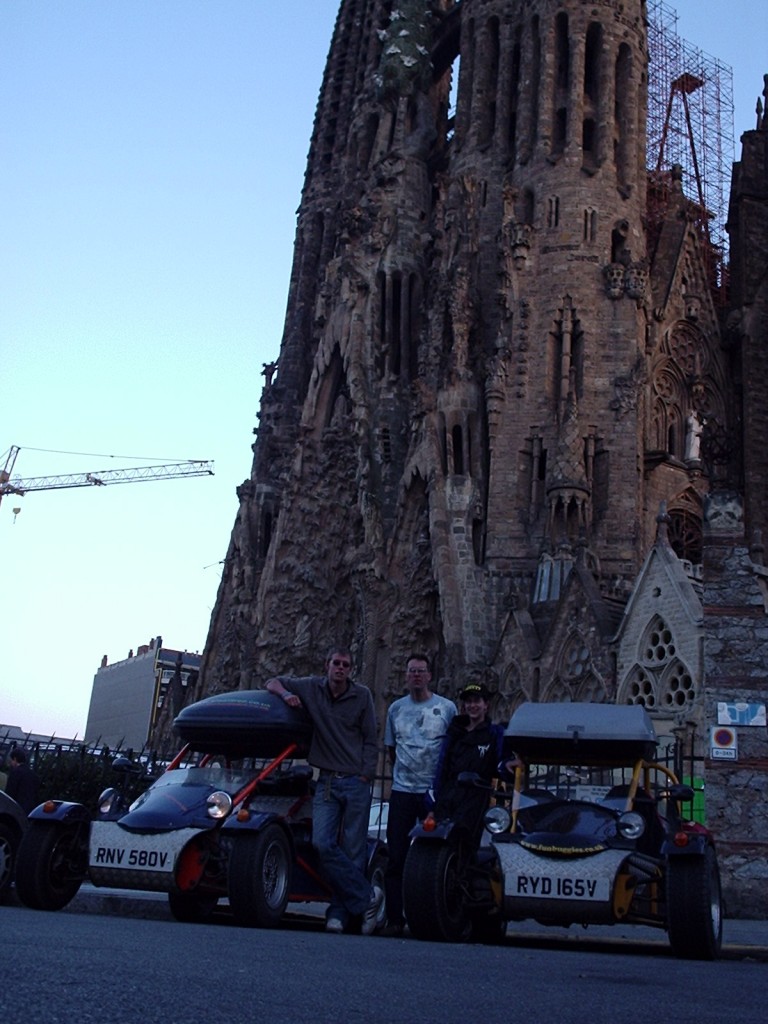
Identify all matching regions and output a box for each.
[6,749,41,814]
[266,645,382,934]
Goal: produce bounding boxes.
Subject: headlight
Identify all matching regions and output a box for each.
[484,806,511,834]
[98,787,120,815]
[206,791,233,819]
[618,811,645,840]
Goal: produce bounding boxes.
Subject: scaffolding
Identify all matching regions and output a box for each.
[647,0,735,295]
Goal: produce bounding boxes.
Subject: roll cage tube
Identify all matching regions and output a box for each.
[166,743,192,773]
[231,742,299,807]
[508,757,686,830]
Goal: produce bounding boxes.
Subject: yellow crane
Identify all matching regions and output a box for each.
[0,445,214,509]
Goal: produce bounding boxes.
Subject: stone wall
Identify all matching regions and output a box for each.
[702,494,768,917]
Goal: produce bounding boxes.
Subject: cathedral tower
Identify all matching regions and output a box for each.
[196,0,730,722]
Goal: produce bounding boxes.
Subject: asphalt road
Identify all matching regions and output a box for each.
[3,902,767,1024]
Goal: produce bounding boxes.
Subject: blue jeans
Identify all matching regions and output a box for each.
[312,773,373,923]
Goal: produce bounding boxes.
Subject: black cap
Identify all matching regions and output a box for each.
[459,683,491,701]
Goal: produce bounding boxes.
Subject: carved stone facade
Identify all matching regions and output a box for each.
[154,2,768,915]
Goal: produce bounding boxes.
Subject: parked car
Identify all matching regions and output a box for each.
[0,790,28,901]
[402,701,723,959]
[14,690,387,930]
[368,800,389,840]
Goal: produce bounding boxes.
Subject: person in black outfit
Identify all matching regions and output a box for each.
[5,748,41,814]
[430,684,504,842]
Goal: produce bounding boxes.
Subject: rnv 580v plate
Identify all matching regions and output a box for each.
[89,821,201,874]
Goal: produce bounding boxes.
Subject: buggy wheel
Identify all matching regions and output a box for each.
[168,891,219,923]
[361,848,388,934]
[14,821,87,911]
[228,824,291,928]
[0,822,21,902]
[402,840,471,942]
[667,846,723,960]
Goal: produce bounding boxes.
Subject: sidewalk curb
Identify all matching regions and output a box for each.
[10,887,768,959]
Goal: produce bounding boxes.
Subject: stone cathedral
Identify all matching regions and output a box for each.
[175,2,768,912]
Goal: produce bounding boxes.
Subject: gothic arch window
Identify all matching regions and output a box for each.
[528,14,541,157]
[668,489,703,564]
[575,672,607,703]
[614,43,633,188]
[519,187,535,226]
[667,321,703,377]
[496,660,526,721]
[377,270,421,381]
[667,406,684,460]
[452,424,465,474]
[506,25,522,157]
[659,659,697,711]
[560,631,591,684]
[455,17,475,145]
[582,119,597,168]
[357,112,380,172]
[550,12,569,157]
[639,615,676,669]
[651,361,686,459]
[476,16,500,147]
[651,396,666,451]
[315,346,348,432]
[584,22,601,105]
[620,664,657,708]
[542,676,571,703]
[260,507,274,559]
[547,195,560,228]
[583,208,598,242]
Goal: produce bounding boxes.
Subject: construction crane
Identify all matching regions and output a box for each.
[0,445,214,509]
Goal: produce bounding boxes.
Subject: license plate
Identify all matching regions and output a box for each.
[89,823,197,874]
[510,873,610,900]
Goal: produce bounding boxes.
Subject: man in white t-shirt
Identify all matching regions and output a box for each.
[383,653,456,935]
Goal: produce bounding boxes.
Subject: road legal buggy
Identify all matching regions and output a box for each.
[402,702,722,959]
[15,690,387,930]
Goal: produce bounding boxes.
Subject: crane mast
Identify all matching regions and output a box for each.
[0,445,214,506]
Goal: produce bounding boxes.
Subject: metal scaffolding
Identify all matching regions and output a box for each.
[647,1,735,290]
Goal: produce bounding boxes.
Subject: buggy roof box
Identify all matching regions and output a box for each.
[173,689,313,758]
[504,702,657,764]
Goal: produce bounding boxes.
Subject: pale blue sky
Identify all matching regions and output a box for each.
[1,1,764,739]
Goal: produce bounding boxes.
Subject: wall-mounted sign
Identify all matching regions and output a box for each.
[710,726,738,760]
[716,702,766,727]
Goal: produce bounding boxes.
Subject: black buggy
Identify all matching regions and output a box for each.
[402,702,722,959]
[15,690,387,931]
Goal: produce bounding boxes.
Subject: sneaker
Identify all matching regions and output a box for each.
[325,916,344,934]
[361,885,384,935]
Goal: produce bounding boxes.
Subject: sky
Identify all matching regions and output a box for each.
[1,1,765,741]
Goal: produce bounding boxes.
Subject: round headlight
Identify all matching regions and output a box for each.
[206,791,233,819]
[98,787,119,815]
[484,806,511,834]
[618,811,645,840]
